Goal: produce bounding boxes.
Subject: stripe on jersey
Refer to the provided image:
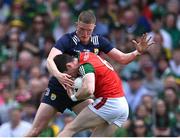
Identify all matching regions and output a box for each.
[94,98,107,110]
[79,66,86,76]
[72,35,80,45]
[91,36,99,45]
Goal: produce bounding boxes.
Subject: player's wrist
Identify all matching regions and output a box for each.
[54,71,61,78]
[134,50,141,56]
[71,94,78,101]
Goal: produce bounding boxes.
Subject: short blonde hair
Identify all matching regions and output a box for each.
[78,10,96,24]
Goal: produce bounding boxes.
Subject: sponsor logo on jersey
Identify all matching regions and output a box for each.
[44,88,50,96]
[51,93,56,100]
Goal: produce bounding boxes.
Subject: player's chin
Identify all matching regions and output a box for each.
[80,37,89,43]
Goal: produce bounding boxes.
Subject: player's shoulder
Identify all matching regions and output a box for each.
[60,32,73,41]
[56,32,76,44]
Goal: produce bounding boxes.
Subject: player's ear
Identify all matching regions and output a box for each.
[66,63,72,70]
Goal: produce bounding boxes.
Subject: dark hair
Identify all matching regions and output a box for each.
[78,10,96,24]
[54,54,74,72]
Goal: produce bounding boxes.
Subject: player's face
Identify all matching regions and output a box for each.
[66,58,79,77]
[76,21,95,44]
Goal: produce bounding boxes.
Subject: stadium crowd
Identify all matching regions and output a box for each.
[0,0,179,137]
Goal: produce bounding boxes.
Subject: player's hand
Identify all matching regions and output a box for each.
[132,33,155,54]
[56,73,74,90]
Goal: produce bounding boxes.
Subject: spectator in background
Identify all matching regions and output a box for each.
[156,56,169,78]
[28,78,44,108]
[130,119,151,137]
[0,107,31,137]
[142,95,153,114]
[171,106,180,137]
[164,12,180,49]
[149,0,167,17]
[0,88,19,125]
[7,32,23,54]
[70,0,89,19]
[164,87,179,114]
[53,12,75,41]
[93,6,112,36]
[162,48,180,89]
[141,58,164,96]
[109,23,126,51]
[134,104,152,129]
[0,0,10,22]
[14,75,31,104]
[148,15,172,51]
[12,50,33,81]
[166,0,180,31]
[124,71,149,112]
[162,75,179,94]
[8,18,26,42]
[21,102,36,123]
[148,32,169,61]
[40,35,54,75]
[0,22,8,65]
[123,7,150,36]
[7,0,25,22]
[166,0,179,15]
[23,14,48,55]
[50,0,71,23]
[153,99,171,137]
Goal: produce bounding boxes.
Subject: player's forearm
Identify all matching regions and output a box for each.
[108,48,141,65]
[75,74,95,100]
[46,58,61,77]
[119,50,140,64]
[75,86,93,100]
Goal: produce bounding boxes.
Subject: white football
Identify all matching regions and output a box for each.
[73,77,83,93]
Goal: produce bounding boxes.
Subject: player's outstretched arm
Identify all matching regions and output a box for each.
[107,33,154,64]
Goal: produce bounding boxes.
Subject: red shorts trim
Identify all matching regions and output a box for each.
[94,98,107,109]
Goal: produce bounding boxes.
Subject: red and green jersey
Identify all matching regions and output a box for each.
[78,52,124,98]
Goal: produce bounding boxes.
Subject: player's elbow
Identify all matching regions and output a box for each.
[87,87,94,96]
[46,57,51,67]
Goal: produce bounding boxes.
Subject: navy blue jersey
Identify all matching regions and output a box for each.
[49,31,114,89]
[54,32,114,56]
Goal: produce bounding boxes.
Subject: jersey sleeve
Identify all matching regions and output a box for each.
[99,36,114,54]
[79,63,95,76]
[53,34,70,53]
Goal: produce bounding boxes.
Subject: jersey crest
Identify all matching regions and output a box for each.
[94,48,99,54]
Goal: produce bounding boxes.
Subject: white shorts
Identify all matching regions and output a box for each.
[88,96,129,127]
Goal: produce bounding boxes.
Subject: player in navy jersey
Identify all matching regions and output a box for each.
[25,10,154,136]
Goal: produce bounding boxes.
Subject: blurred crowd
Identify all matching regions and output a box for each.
[0,0,179,137]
